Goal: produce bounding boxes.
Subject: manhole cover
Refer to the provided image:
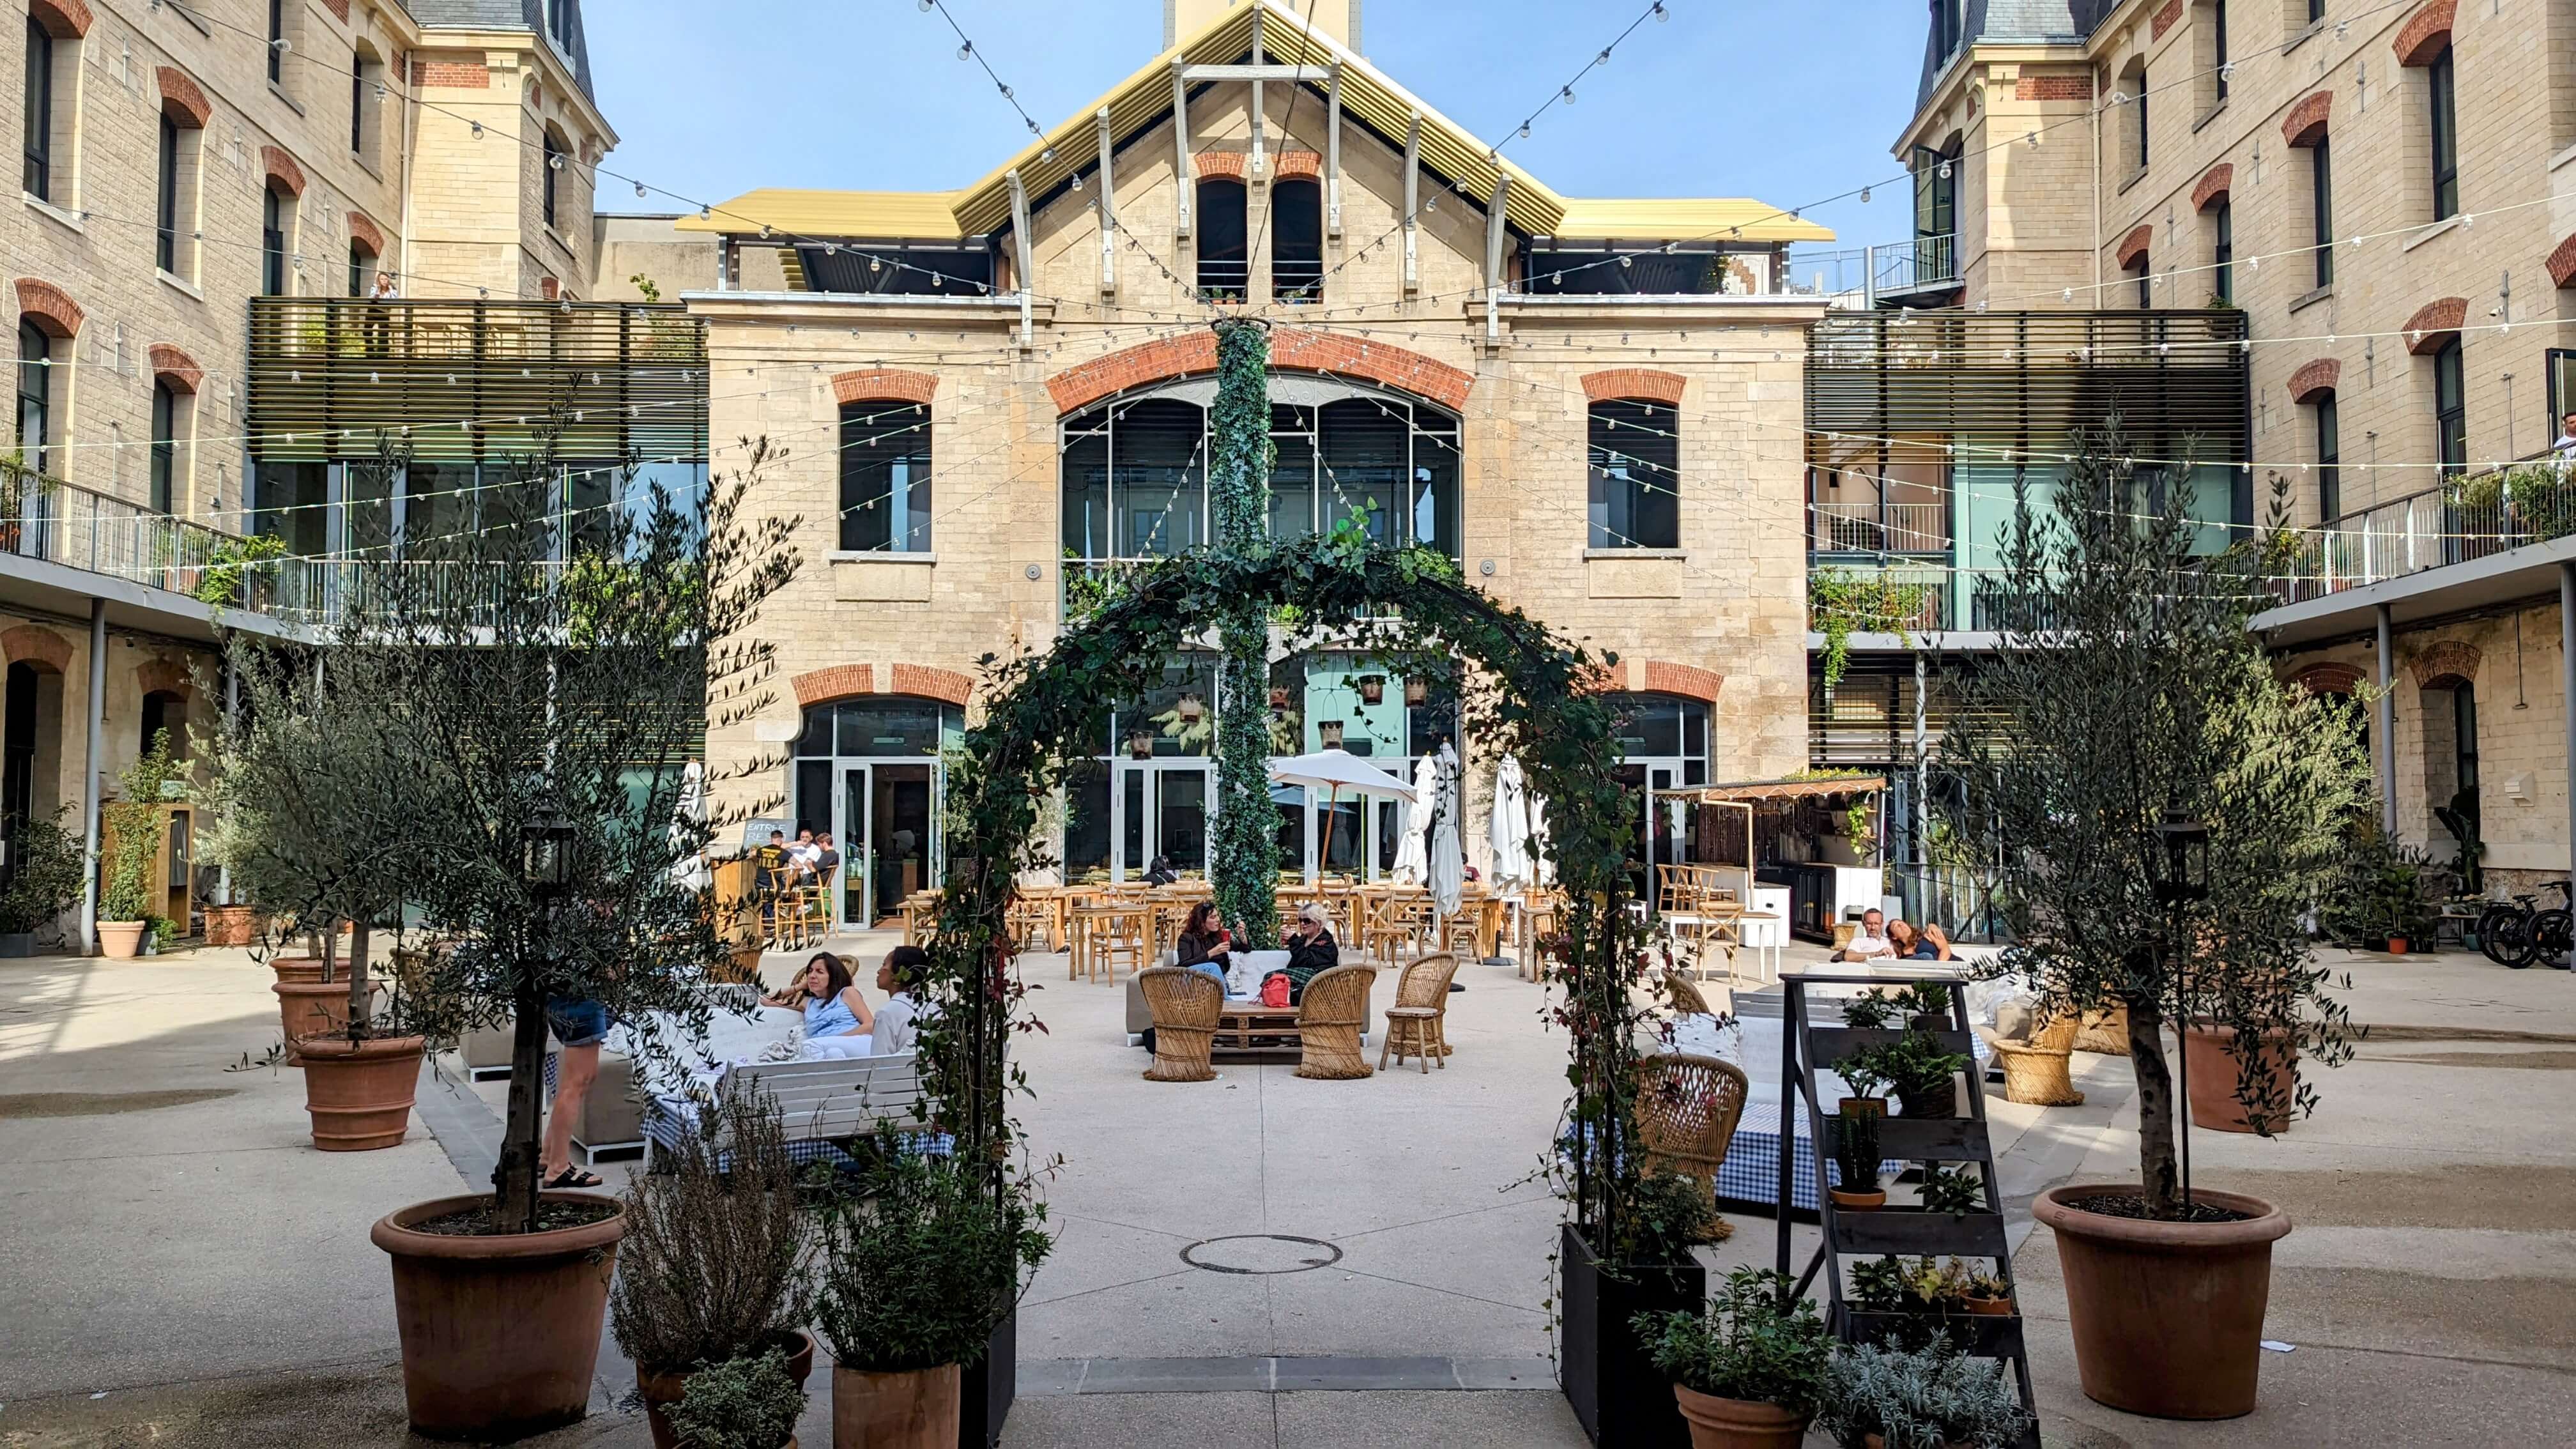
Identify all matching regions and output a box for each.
[1181,1234,1344,1275]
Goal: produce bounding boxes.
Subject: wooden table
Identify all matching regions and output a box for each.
[1211,1000,1304,1053]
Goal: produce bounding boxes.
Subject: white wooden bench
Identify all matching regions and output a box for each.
[641,1051,937,1172]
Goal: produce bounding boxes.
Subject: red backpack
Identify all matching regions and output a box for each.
[1260,973,1291,1008]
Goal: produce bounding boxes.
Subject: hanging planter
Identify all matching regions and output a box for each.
[1356,675,1386,705]
[1175,692,1205,722]
[1126,731,1156,760]
[1318,719,1345,748]
[1269,686,1292,710]
[1404,677,1428,707]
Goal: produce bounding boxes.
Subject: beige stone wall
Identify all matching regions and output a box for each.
[592,213,719,302]
[0,609,218,841]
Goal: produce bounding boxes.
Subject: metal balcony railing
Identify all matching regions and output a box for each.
[1196,259,1251,305]
[1785,233,1959,308]
[0,468,243,600]
[2264,459,2567,605]
[1809,500,1951,555]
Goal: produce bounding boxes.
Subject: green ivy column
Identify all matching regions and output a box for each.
[1209,319,1280,947]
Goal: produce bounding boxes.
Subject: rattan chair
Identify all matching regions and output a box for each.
[1379,953,1463,1072]
[1293,963,1378,1080]
[2073,1004,2130,1054]
[1635,1052,1752,1242]
[1984,1012,2085,1106]
[1664,969,1719,1018]
[1138,965,1223,1083]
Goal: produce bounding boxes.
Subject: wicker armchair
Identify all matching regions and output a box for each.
[1664,969,1719,1018]
[1379,953,1463,1072]
[2073,1004,2131,1054]
[1293,963,1378,1080]
[1138,966,1223,1083]
[1984,1011,2085,1106]
[1635,1052,1752,1242]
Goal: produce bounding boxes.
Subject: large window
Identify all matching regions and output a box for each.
[1588,399,1680,549]
[1930,0,1963,61]
[1271,178,1322,303]
[2130,257,2152,310]
[542,130,565,230]
[1196,179,1248,302]
[157,116,181,273]
[1911,139,1959,284]
[2131,65,2149,171]
[263,184,291,296]
[2209,1,2229,103]
[2310,138,2334,287]
[266,0,285,85]
[348,240,375,298]
[2428,44,2458,221]
[546,0,578,52]
[840,401,931,551]
[2211,201,2233,303]
[2433,339,2466,477]
[22,19,52,200]
[16,323,50,477]
[150,382,177,514]
[2316,394,2340,522]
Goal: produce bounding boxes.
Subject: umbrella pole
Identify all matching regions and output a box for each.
[1318,785,1340,886]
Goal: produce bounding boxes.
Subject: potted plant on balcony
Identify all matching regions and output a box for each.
[1632,1268,1834,1449]
[613,1083,815,1449]
[96,732,187,959]
[0,808,84,956]
[1940,429,2370,1419]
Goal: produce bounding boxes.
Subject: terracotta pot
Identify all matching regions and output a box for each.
[295,1034,425,1150]
[638,1331,815,1449]
[2183,1023,2297,1135]
[2032,1183,2291,1419]
[96,921,147,959]
[273,978,379,1059]
[371,1193,627,1441]
[1671,1383,1809,1449]
[832,1362,960,1449]
[2385,936,2409,956]
[1827,1188,1886,1212]
[1961,1294,2014,1316]
[204,905,259,947]
[1836,1096,1885,1117]
[271,957,330,986]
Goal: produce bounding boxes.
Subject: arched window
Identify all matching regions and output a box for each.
[1197,178,1248,302]
[141,689,185,758]
[1271,178,1322,303]
[2313,391,2340,523]
[16,322,51,475]
[262,183,291,296]
[348,238,376,298]
[150,382,177,514]
[1588,399,1679,549]
[840,400,932,551]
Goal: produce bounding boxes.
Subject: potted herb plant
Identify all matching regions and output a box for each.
[666,1348,807,1449]
[812,1151,1052,1449]
[1827,1110,1883,1211]
[1632,1268,1834,1449]
[0,808,83,955]
[1817,1338,2032,1449]
[1958,1264,2012,1316]
[613,1083,815,1449]
[1941,437,2368,1418]
[96,733,186,958]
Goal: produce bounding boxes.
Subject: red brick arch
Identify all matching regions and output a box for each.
[832,369,938,407]
[1581,369,1687,406]
[155,66,211,128]
[2550,233,2576,289]
[1193,151,1249,181]
[2283,90,2332,148]
[1271,151,1323,183]
[148,344,203,395]
[27,0,89,38]
[2191,162,2232,212]
[2392,0,2455,66]
[2408,640,2480,689]
[2149,0,2184,40]
[1045,328,1475,415]
[1643,660,1724,704]
[791,664,974,710]
[2115,224,2154,270]
[2287,356,2340,403]
[0,625,72,673]
[2404,296,2467,354]
[260,146,307,198]
[136,657,196,700]
[346,211,385,256]
[14,279,84,339]
[2292,662,2363,694]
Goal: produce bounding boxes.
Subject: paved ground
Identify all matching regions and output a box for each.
[2,940,2570,1446]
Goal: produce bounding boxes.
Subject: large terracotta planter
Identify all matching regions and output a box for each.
[2032,1183,2291,1419]
[293,1034,424,1150]
[96,921,147,958]
[1671,1383,1810,1449]
[638,1331,815,1449]
[272,977,378,1058]
[2184,1023,2297,1134]
[372,1193,625,1440]
[203,905,259,947]
[833,1362,960,1449]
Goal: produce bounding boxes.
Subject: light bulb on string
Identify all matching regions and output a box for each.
[634,181,648,199]
[1653,1,1668,19]
[958,41,972,60]
[1859,186,1871,203]
[1561,85,1576,104]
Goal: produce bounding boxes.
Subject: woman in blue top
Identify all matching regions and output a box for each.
[763,952,875,1041]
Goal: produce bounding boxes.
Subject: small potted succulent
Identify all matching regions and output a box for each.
[1915,1162,1986,1220]
[665,1348,807,1449]
[1957,1264,2014,1316]
[1632,1267,1834,1449]
[1827,1110,1884,1211]
[1816,1338,2033,1449]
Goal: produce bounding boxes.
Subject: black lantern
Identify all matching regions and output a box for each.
[2155,805,2210,905]
[522,807,574,907]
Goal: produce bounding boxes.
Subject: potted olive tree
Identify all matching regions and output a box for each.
[1941,440,2370,1420]
[1632,1268,1835,1449]
[0,808,84,955]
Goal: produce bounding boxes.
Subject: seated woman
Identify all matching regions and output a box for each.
[1913,923,1956,961]
[1273,903,1338,1003]
[1143,854,1180,887]
[1172,901,1234,986]
[1886,920,1921,960]
[762,951,875,1055]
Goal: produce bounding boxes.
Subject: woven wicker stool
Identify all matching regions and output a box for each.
[1636,1052,1751,1243]
[1985,1014,2084,1106]
[1294,964,1378,1080]
[1137,966,1222,1083]
[1380,953,1462,1072]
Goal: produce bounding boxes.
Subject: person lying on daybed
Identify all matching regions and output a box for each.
[762,951,875,1057]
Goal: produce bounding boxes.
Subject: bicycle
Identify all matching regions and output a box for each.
[2483,880,2574,969]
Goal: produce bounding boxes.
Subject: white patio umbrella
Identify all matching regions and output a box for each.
[1269,749,1416,881]
[668,761,712,891]
[1389,751,1438,885]
[1489,755,1532,892]
[1428,741,1464,917]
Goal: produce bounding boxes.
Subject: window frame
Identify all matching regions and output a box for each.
[542,131,564,231]
[1194,178,1249,303]
[838,399,933,553]
[22,18,52,201]
[347,240,374,297]
[157,114,181,273]
[149,381,177,515]
[262,183,290,296]
[1269,176,1324,304]
[2131,258,2152,309]
[17,322,51,478]
[2310,137,2334,287]
[1586,397,1681,550]
[2211,1,2229,103]
[2428,43,2458,222]
[2211,201,2233,303]
[2315,394,2340,522]
[2433,338,2467,477]
[267,0,285,85]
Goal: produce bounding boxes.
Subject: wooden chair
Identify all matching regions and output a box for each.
[779,866,834,951]
[1984,1012,2085,1106]
[1634,1052,1752,1242]
[1137,966,1222,1083]
[1073,903,1146,983]
[1005,892,1057,954]
[1292,964,1378,1080]
[1379,953,1463,1072]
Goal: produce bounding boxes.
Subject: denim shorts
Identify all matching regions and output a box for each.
[544,997,611,1048]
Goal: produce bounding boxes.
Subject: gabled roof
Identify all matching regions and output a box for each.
[676,0,1828,246]
[409,0,595,102]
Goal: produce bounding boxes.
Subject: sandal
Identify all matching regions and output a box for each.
[544,1166,604,1190]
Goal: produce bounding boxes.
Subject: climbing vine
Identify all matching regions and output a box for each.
[1208,319,1282,947]
[1810,567,1933,693]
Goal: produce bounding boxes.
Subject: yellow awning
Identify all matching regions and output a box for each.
[1553,199,1834,245]
[672,188,967,239]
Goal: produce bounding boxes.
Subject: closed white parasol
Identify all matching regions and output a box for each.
[1489,755,1533,892]
[1389,751,1438,885]
[1428,741,1464,917]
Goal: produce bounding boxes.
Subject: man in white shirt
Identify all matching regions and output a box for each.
[870,946,927,1057]
[1834,908,1897,963]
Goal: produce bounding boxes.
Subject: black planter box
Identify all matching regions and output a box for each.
[958,1297,1015,1448]
[1558,1222,1703,1448]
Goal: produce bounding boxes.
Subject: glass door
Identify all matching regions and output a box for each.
[837,765,870,930]
[872,762,936,925]
[1115,761,1210,878]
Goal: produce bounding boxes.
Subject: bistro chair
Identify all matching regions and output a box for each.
[1634,1052,1751,1242]
[1379,953,1463,1073]
[1292,964,1378,1080]
[1137,966,1223,1083]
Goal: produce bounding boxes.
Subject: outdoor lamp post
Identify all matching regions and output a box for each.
[522,808,574,919]
[2155,804,2211,1204]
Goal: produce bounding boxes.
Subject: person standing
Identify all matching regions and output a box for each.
[539,995,612,1189]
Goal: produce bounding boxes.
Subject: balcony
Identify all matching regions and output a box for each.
[1785,233,1959,309]
[1809,500,1951,556]
[2264,463,2557,604]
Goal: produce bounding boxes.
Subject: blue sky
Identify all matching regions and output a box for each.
[587,1,1929,254]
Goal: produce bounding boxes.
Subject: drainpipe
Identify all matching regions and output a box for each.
[2561,564,2575,878]
[77,599,105,953]
[2090,86,2103,300]
[2375,602,2397,835]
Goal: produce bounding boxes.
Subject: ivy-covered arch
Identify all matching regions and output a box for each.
[921,531,1667,1254]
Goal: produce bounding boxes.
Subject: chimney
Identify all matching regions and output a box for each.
[1167,0,1360,54]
